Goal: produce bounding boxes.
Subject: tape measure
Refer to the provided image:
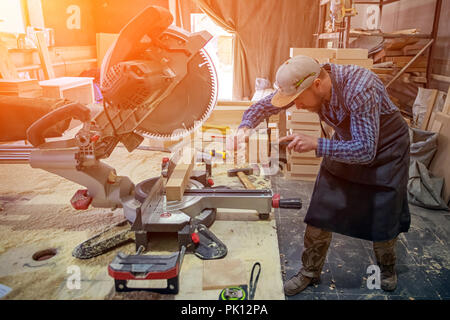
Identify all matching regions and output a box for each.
[218,262,261,300]
[219,285,248,300]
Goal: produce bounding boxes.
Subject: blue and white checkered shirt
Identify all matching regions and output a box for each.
[239,63,399,164]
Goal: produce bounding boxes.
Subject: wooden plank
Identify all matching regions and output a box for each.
[291,129,322,137]
[385,56,428,68]
[287,155,322,165]
[290,164,320,175]
[330,58,374,68]
[0,42,19,79]
[429,113,450,204]
[204,106,250,127]
[35,31,55,79]
[443,87,450,114]
[291,111,320,123]
[288,149,319,158]
[287,120,321,131]
[284,171,317,182]
[386,39,433,88]
[165,151,195,201]
[202,259,247,290]
[335,48,368,60]
[430,89,450,133]
[96,33,119,68]
[420,89,438,130]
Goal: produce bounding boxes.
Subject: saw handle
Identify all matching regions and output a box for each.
[272,194,302,209]
[26,102,91,147]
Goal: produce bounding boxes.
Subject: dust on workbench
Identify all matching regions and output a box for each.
[0,145,272,299]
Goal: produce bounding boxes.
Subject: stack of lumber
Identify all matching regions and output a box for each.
[371,38,428,85]
[290,48,373,69]
[0,79,43,98]
[284,109,323,181]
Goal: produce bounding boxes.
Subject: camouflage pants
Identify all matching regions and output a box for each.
[300,224,398,278]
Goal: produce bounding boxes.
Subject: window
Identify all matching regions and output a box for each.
[191,13,233,100]
[0,0,25,34]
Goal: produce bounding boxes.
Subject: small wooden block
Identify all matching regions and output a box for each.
[291,129,322,137]
[287,120,321,131]
[165,152,195,201]
[290,164,320,175]
[290,48,336,59]
[284,171,317,182]
[291,111,320,123]
[335,48,368,60]
[330,58,374,69]
[202,259,247,290]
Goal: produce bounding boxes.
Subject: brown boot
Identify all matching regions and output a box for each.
[284,225,331,296]
[284,273,321,296]
[380,264,397,292]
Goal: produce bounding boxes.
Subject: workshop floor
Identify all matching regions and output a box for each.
[272,174,450,300]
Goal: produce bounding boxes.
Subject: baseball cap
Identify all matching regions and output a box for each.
[271,55,321,107]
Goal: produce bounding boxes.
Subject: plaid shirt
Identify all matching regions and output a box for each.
[239,63,399,164]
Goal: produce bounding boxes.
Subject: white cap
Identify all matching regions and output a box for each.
[271,55,321,107]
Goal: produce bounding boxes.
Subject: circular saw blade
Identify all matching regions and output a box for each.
[136,49,218,140]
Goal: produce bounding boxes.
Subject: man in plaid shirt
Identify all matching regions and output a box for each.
[235,55,410,296]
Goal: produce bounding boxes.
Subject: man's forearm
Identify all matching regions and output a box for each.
[238,92,287,129]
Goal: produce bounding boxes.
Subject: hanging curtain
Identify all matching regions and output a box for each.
[193,0,319,100]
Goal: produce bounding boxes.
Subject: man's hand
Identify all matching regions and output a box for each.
[279,133,319,153]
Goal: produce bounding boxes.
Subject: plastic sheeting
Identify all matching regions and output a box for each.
[408,127,449,210]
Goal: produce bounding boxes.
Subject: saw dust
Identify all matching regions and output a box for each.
[0,147,165,299]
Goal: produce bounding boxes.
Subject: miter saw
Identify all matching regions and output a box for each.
[14,6,301,294]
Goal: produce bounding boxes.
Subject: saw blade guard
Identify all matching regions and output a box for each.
[98,5,218,142]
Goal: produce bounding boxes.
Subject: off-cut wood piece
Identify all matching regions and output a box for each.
[429,112,450,203]
[330,58,373,68]
[287,120,321,131]
[335,48,368,59]
[290,164,320,175]
[0,43,19,79]
[291,111,320,123]
[165,151,195,201]
[420,89,438,130]
[386,39,433,88]
[284,171,317,182]
[202,259,247,290]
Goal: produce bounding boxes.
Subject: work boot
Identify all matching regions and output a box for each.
[380,264,397,292]
[373,237,398,292]
[284,272,320,296]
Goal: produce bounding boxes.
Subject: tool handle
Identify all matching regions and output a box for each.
[26,102,91,147]
[237,171,256,190]
[279,198,302,209]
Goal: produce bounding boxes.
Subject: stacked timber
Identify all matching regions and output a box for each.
[0,79,43,98]
[284,109,323,181]
[290,48,372,69]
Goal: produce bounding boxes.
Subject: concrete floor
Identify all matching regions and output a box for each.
[271,174,450,300]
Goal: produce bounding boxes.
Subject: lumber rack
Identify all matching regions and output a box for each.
[315,0,443,88]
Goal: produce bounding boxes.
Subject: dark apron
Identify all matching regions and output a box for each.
[304,73,411,242]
